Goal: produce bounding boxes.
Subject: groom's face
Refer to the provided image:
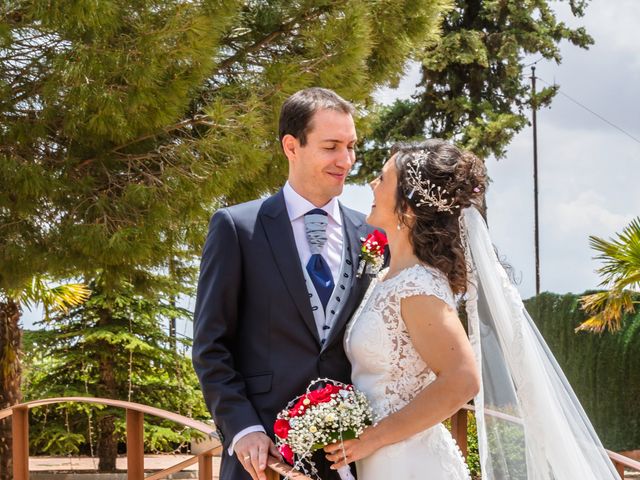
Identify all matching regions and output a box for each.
[284,108,357,206]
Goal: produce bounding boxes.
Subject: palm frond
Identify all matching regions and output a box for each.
[46,284,92,314]
[589,217,640,287]
[6,276,91,318]
[580,218,640,333]
[579,288,637,333]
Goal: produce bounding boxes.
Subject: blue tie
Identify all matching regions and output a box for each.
[304,209,335,311]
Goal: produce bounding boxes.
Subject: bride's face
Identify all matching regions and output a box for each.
[367,156,399,230]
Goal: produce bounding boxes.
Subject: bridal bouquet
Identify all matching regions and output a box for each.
[274,378,373,480]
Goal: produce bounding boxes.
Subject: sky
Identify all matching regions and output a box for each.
[22,0,640,333]
[342,0,640,300]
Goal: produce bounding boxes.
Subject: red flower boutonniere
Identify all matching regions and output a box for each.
[357,230,388,278]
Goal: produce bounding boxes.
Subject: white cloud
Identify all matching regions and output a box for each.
[580,0,640,70]
[554,191,632,235]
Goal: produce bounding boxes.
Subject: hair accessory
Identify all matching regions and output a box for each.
[405,152,459,214]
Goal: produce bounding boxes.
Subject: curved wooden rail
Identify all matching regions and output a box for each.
[4,397,636,479]
[450,404,640,479]
[0,397,311,480]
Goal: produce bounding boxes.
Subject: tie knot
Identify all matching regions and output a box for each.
[305,208,328,217]
[304,209,329,255]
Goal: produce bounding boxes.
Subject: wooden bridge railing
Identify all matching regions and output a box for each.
[0,397,309,480]
[3,398,638,479]
[449,405,640,479]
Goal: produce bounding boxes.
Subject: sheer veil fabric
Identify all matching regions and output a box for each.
[461,207,620,479]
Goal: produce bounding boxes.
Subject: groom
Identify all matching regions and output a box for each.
[192,87,377,480]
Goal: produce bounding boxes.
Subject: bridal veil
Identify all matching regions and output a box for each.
[461,207,620,480]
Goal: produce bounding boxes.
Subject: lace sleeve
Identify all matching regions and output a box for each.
[394,265,456,309]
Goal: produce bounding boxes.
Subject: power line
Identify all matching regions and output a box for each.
[524,56,544,68]
[537,76,640,146]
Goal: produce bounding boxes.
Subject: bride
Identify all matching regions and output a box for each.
[324,139,620,479]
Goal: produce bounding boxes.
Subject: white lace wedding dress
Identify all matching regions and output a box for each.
[344,264,470,480]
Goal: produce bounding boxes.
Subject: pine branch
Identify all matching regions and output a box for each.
[74,115,218,171]
[214,6,331,74]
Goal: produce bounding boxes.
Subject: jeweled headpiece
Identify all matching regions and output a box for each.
[405,151,459,214]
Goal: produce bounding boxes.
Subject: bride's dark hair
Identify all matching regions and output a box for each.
[392,139,487,294]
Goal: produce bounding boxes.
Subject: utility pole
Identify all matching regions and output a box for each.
[531,66,540,295]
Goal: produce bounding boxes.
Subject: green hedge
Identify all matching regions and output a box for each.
[524,292,640,451]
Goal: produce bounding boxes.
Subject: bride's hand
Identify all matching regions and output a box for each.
[323,428,381,469]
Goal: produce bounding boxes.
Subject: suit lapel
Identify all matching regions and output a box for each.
[323,205,369,349]
[260,190,320,345]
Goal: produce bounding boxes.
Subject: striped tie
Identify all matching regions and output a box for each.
[304,209,334,311]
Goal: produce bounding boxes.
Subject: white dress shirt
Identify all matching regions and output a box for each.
[283,181,343,281]
[229,183,344,454]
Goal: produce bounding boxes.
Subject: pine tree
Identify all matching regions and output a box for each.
[1,0,451,474]
[355,0,594,179]
[23,279,208,467]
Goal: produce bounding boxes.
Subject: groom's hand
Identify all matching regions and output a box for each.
[234,432,281,480]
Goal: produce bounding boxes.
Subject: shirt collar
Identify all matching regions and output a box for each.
[283,181,342,225]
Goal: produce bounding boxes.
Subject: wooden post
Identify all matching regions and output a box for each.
[266,468,280,480]
[198,451,213,480]
[450,409,468,459]
[126,409,145,480]
[613,459,625,479]
[12,406,29,480]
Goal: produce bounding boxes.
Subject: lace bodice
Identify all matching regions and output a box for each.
[344,264,456,421]
[345,264,470,479]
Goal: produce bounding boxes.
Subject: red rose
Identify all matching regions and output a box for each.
[279,444,294,465]
[307,385,335,404]
[274,419,290,439]
[329,384,343,395]
[373,229,388,247]
[363,230,388,255]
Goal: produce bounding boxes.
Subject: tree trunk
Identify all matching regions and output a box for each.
[0,299,22,480]
[96,308,118,472]
[97,414,117,471]
[168,252,177,352]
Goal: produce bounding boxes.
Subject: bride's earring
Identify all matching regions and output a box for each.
[397,212,410,231]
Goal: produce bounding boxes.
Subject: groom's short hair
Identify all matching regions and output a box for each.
[279,87,355,146]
